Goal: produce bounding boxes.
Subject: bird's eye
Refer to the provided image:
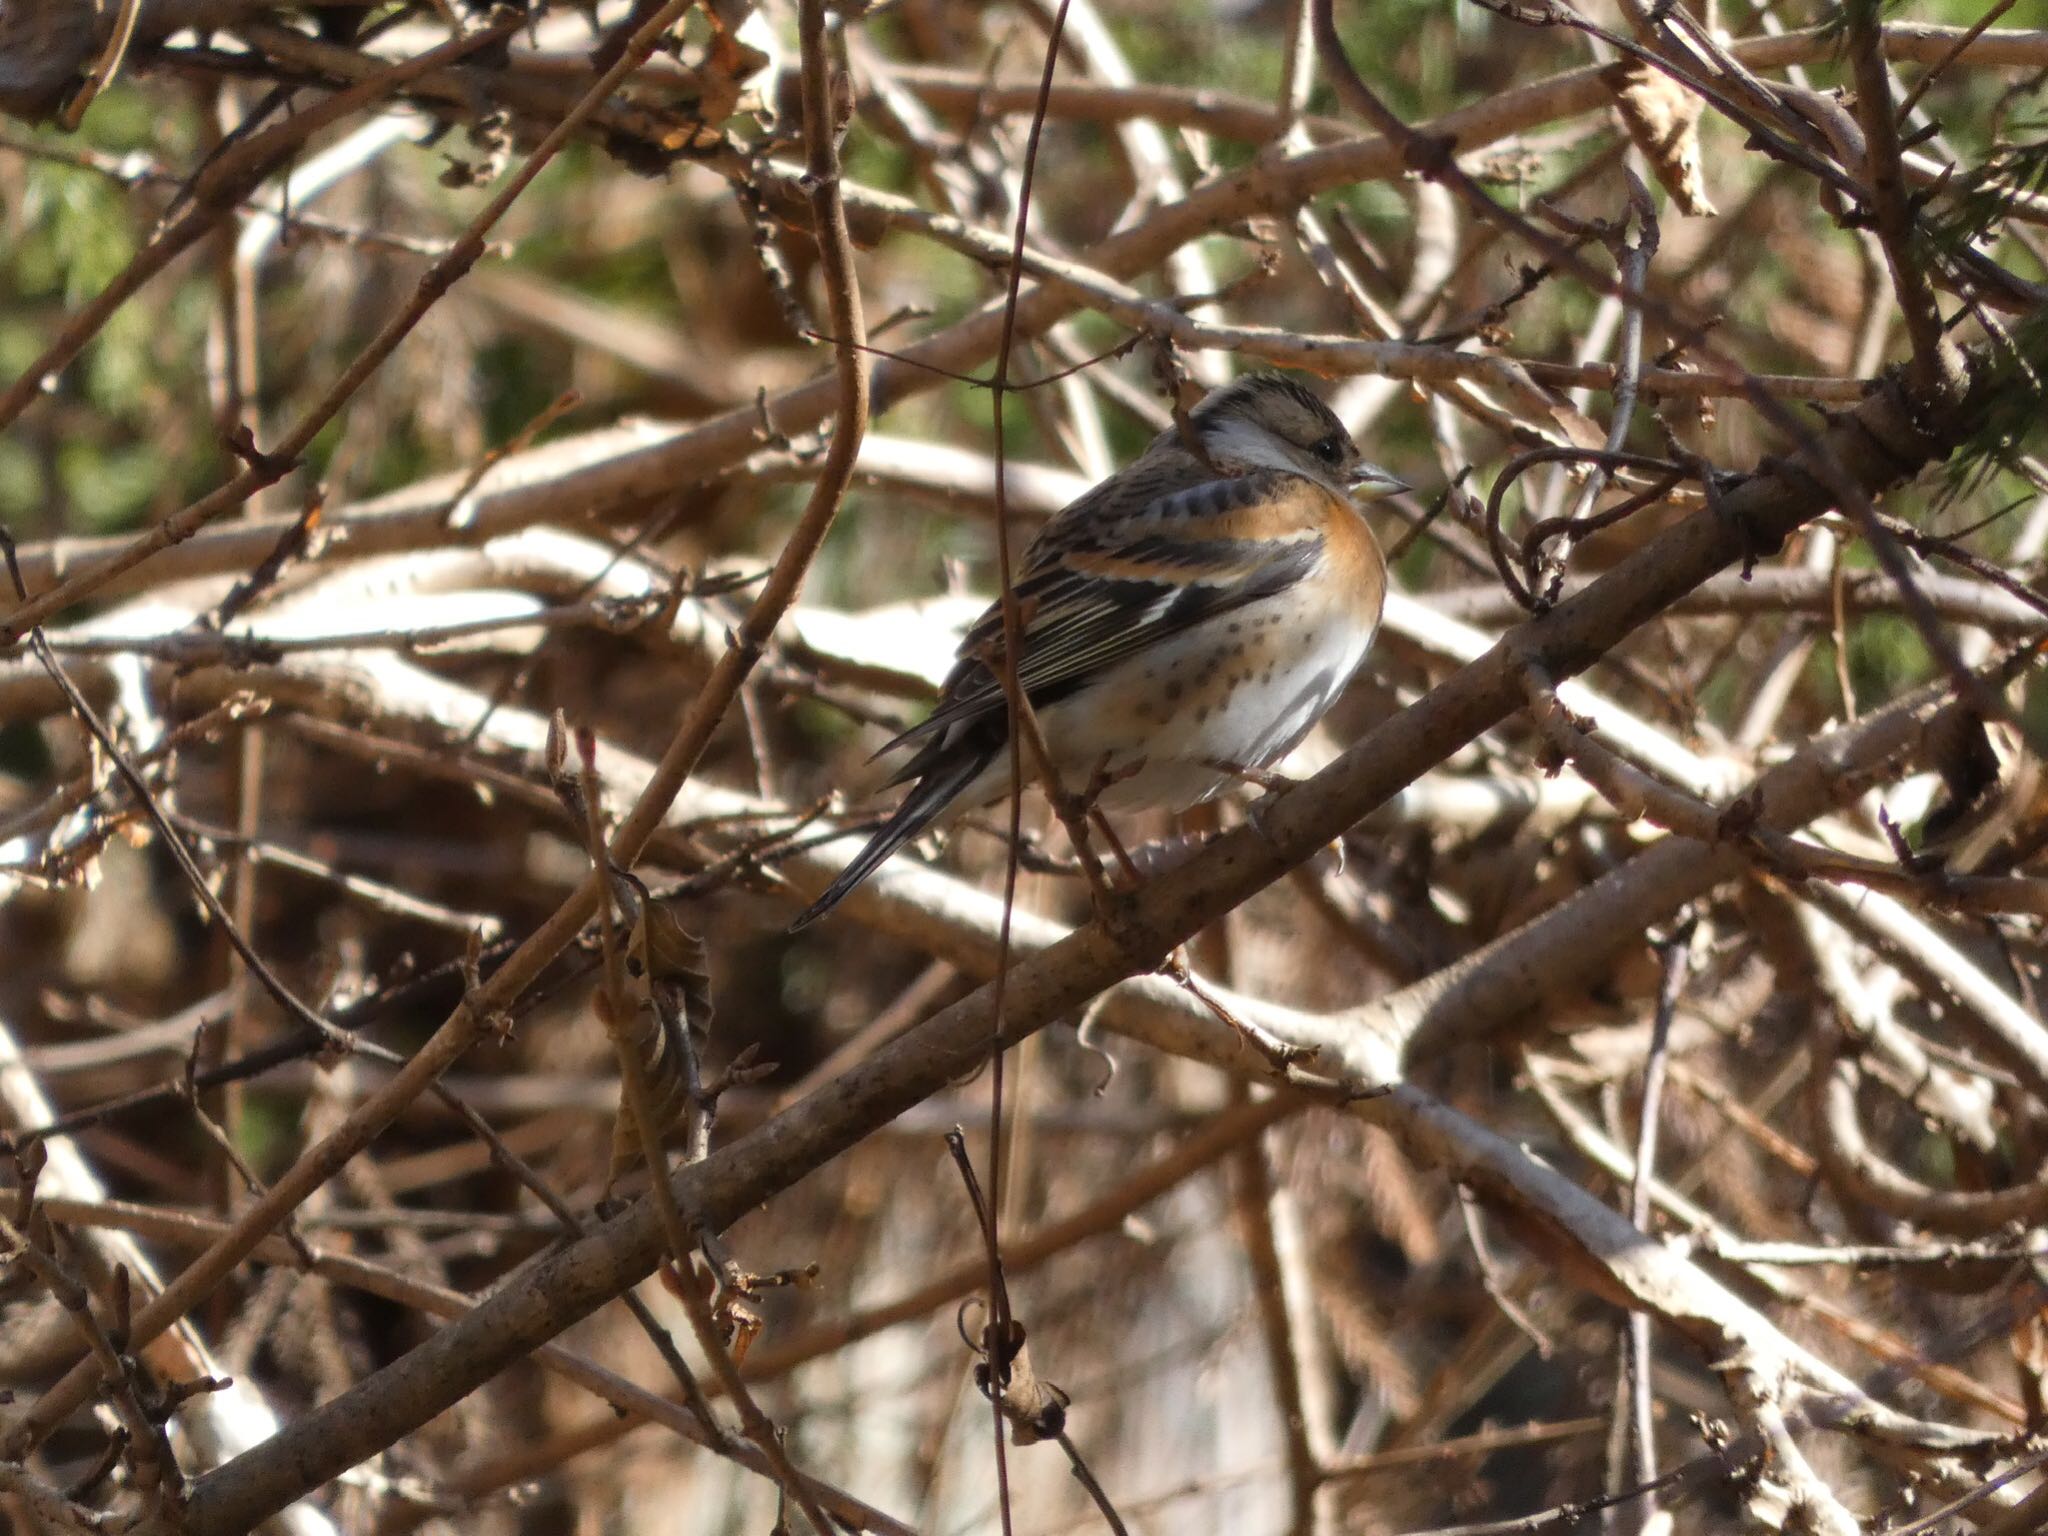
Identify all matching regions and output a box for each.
[1312,434,1347,464]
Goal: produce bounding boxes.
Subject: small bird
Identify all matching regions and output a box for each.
[791,372,1406,929]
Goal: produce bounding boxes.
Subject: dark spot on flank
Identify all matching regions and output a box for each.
[1228,621,1242,634]
[1165,681,1185,702]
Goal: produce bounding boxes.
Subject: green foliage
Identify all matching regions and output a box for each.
[11,168,136,302]
[1944,298,2048,498]
[0,436,42,526]
[1,86,217,536]
[1925,122,2048,270]
[1843,612,1934,703]
[58,437,161,533]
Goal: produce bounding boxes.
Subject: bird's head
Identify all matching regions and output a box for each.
[1186,373,1408,501]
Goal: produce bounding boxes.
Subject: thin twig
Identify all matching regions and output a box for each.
[979,4,1076,1529]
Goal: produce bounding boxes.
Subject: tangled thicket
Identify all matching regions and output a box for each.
[3,0,2048,1532]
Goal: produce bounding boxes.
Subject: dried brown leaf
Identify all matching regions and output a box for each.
[973,1317,1070,1447]
[605,901,714,1193]
[1605,60,1716,217]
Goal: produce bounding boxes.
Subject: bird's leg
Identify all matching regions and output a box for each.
[1051,784,1122,927]
[1082,765,1146,887]
[1023,754,1148,939]
[1065,760,1156,933]
[1025,751,1136,933]
[1205,756,1300,848]
[1204,757,1300,795]
[1089,812,1144,886]
[1203,758,1348,874]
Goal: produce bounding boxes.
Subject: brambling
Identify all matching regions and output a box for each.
[791,372,1405,929]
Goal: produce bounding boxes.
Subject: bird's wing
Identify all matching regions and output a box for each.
[880,471,1335,758]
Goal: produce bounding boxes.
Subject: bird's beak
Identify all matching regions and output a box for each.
[1346,462,1410,499]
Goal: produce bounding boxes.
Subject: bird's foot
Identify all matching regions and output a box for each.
[1206,758,1300,849]
[1205,757,1301,795]
[1086,882,1149,948]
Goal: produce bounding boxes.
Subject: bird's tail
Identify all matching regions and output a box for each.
[788,748,993,930]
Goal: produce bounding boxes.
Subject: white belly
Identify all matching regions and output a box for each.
[959,588,1378,814]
